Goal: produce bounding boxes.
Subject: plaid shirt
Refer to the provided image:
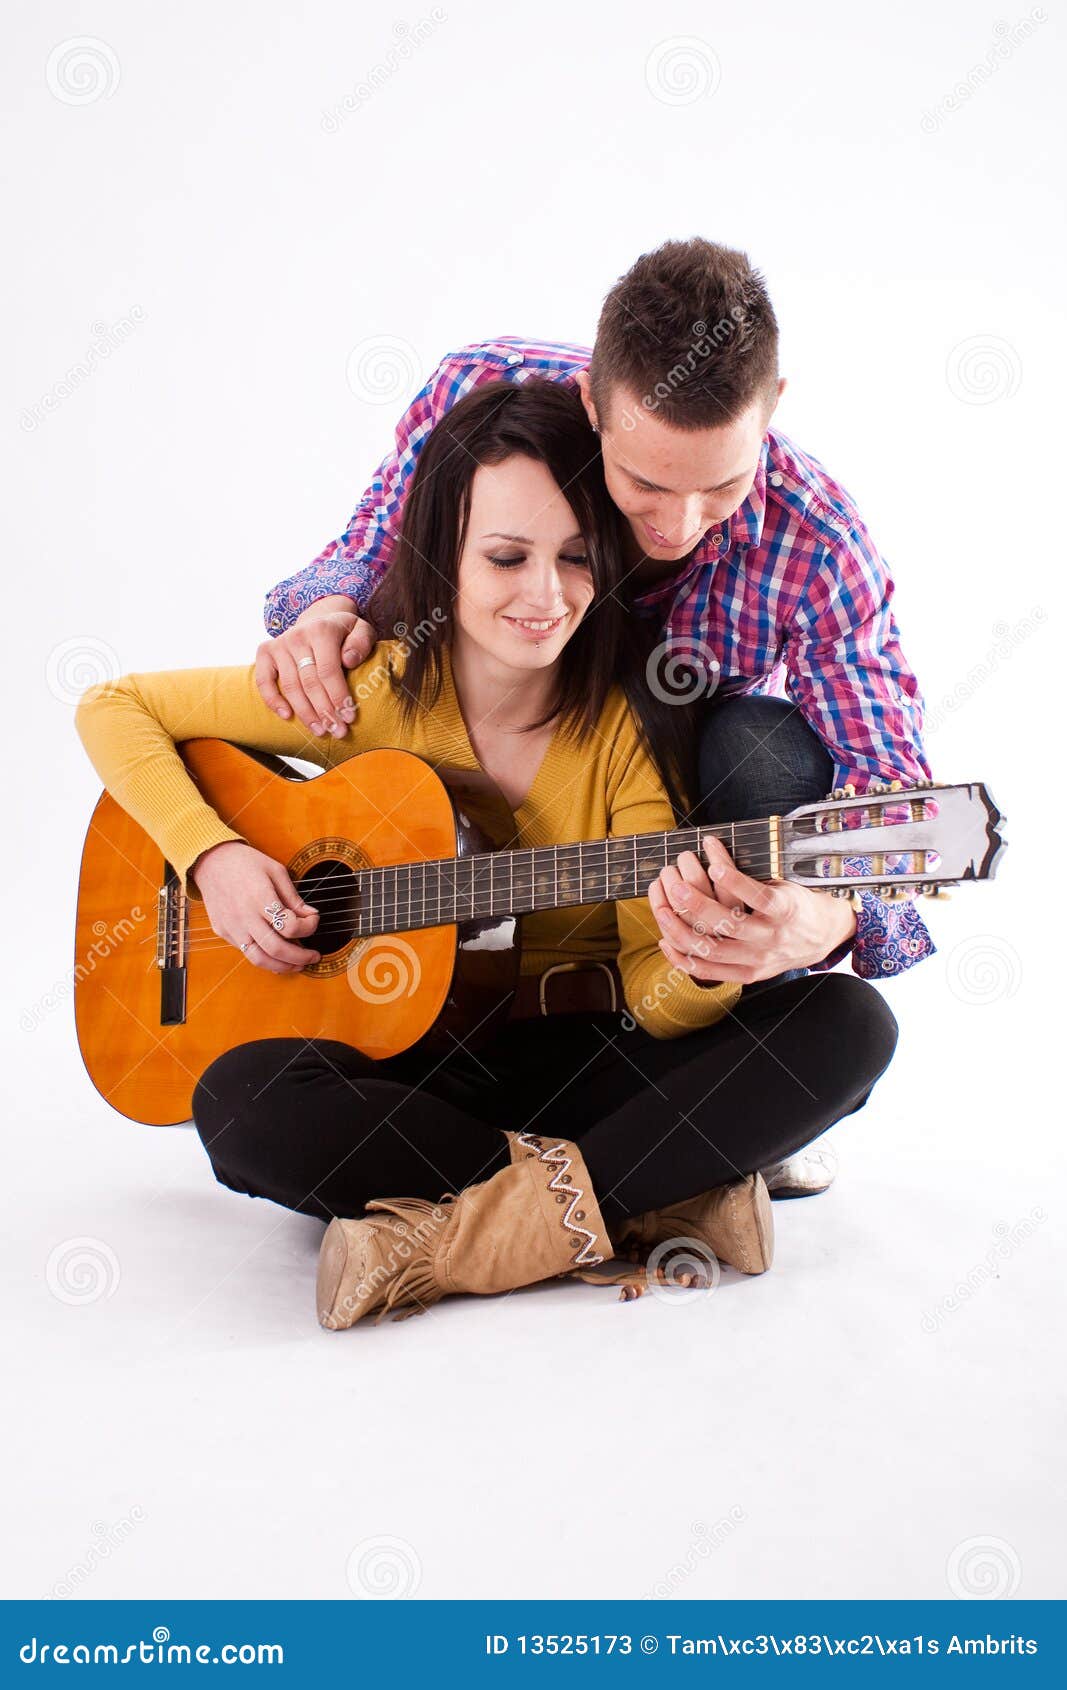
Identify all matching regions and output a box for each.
[265,338,934,979]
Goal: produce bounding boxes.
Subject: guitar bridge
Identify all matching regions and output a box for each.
[156,864,188,1025]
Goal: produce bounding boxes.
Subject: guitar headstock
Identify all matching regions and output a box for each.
[781,781,1006,898]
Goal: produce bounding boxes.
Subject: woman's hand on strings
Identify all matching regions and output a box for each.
[191,842,321,972]
[254,596,378,737]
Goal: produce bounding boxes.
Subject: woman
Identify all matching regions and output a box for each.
[75,382,898,1329]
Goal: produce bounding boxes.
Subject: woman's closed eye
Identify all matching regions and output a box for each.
[487,552,590,570]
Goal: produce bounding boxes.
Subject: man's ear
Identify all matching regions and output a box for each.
[576,368,599,432]
[768,375,787,420]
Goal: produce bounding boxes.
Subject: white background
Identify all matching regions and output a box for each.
[3,0,1062,1602]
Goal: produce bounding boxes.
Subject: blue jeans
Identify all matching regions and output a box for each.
[695,693,835,989]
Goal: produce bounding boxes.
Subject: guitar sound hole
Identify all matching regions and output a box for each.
[295,859,361,956]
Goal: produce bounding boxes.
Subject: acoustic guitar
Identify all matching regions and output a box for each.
[74,740,1006,1125]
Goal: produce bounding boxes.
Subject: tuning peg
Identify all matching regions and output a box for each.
[868,782,887,795]
[842,783,856,798]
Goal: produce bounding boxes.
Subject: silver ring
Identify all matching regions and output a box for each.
[240,938,253,953]
[264,899,289,932]
[297,656,316,670]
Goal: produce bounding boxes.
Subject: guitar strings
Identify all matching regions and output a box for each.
[158,837,920,937]
[109,810,927,955]
[165,808,914,915]
[144,866,932,955]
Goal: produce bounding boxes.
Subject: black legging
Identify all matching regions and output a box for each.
[191,973,898,1227]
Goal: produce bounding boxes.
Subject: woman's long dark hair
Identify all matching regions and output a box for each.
[365,379,696,821]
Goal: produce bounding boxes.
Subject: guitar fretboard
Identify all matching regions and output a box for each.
[349,821,774,937]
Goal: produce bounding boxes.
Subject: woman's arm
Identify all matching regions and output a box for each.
[605,704,743,1040]
[74,661,369,898]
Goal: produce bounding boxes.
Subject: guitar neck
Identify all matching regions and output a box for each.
[353,821,773,938]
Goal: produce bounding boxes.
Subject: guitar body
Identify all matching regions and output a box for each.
[74,743,520,1126]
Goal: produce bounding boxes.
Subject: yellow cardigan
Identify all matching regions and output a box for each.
[75,640,741,1040]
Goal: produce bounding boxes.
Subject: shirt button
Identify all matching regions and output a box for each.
[506,353,523,366]
[711,531,725,548]
[769,471,784,488]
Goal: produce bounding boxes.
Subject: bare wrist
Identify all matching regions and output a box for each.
[295,594,358,624]
[821,891,859,961]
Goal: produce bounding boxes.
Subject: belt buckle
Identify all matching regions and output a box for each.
[537,960,619,1017]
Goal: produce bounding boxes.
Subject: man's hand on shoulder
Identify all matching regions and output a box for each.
[254,596,378,737]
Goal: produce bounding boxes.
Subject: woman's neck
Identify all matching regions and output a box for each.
[448,633,560,736]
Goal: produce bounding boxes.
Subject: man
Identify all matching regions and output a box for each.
[253,238,935,1197]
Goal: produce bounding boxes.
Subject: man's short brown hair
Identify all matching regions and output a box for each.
[588,238,779,430]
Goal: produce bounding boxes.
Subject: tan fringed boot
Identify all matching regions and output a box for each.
[317,1131,615,1329]
[501,1134,774,1288]
[610,1174,774,1278]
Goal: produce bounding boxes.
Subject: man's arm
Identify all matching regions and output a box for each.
[784,527,936,979]
[263,344,543,636]
[263,424,411,636]
[256,358,447,733]
[257,344,540,734]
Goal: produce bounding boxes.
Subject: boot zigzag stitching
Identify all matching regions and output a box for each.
[515,1132,604,1268]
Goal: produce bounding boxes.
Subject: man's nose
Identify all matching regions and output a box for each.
[658,499,703,543]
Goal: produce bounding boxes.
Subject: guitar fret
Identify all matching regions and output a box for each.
[357,819,773,938]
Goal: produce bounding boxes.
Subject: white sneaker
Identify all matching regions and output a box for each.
[761,1140,838,1199]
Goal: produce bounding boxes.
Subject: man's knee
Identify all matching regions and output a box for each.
[697,694,833,821]
[812,974,899,1093]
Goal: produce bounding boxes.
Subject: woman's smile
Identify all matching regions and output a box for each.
[501,612,567,640]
